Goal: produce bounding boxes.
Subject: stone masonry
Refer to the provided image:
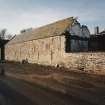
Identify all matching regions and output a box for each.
[5,17,105,73]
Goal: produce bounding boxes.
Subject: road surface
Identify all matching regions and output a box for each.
[1,62,105,105]
[0,76,96,105]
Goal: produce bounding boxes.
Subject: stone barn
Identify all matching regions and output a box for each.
[5,17,105,72]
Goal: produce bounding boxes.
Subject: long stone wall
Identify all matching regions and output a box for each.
[5,36,62,65]
[6,35,105,73]
[60,52,105,73]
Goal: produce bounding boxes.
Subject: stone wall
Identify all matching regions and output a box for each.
[5,35,105,73]
[60,52,105,72]
[5,35,63,65]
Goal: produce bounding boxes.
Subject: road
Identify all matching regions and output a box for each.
[0,62,105,105]
[0,76,95,105]
[0,75,105,105]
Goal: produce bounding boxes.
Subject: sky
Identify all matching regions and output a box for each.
[0,0,105,35]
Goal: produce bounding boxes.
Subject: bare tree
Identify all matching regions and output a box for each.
[0,29,7,39]
[0,29,13,40]
[6,34,13,40]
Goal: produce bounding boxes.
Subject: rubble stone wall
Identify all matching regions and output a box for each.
[5,35,105,73]
[5,36,62,65]
[61,52,105,73]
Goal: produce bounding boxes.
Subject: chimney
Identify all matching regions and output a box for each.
[94,26,99,35]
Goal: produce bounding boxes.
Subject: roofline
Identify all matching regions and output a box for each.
[6,34,65,45]
[7,17,76,45]
[19,17,74,36]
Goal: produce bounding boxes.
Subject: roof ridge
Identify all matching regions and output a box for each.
[7,17,75,45]
[21,17,74,35]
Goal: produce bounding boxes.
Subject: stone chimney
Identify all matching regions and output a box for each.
[94,26,99,35]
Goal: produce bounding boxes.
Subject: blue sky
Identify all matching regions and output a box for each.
[0,0,105,34]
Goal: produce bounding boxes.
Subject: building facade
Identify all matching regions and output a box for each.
[5,17,105,72]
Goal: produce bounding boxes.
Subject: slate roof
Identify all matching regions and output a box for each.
[8,17,75,45]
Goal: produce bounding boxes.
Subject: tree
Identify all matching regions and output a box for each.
[6,34,13,40]
[0,29,6,39]
[0,29,13,40]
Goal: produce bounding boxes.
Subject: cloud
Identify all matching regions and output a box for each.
[0,0,104,34]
